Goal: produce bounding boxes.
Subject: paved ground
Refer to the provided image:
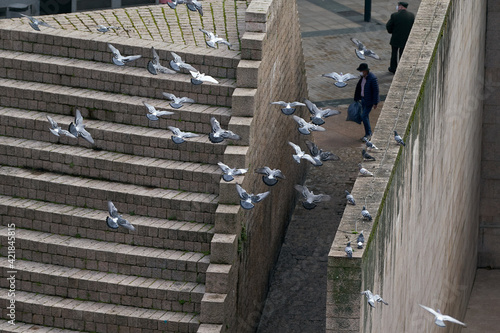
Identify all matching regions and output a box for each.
[257,0,421,332]
[464,269,500,332]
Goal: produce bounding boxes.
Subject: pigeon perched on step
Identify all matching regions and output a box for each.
[107,44,142,66]
[419,304,467,328]
[236,184,270,210]
[169,52,197,73]
[358,163,373,177]
[218,162,248,182]
[357,231,364,249]
[345,190,356,205]
[363,137,379,150]
[270,101,306,115]
[294,184,331,210]
[162,92,195,109]
[199,29,231,48]
[96,25,120,33]
[143,102,175,121]
[351,38,380,60]
[304,99,340,125]
[345,241,353,258]
[361,206,372,221]
[47,116,76,139]
[322,72,358,88]
[209,117,240,143]
[305,140,340,166]
[167,126,199,144]
[254,167,285,186]
[190,71,219,85]
[394,131,406,146]
[20,14,54,31]
[106,201,135,231]
[185,0,203,15]
[292,115,326,135]
[147,47,176,75]
[361,290,388,308]
[288,141,322,166]
[362,149,376,161]
[68,109,94,144]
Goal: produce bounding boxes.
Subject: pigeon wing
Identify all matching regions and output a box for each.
[343,73,359,81]
[46,115,58,129]
[143,102,156,114]
[210,117,222,133]
[251,191,270,203]
[419,304,440,317]
[217,162,230,173]
[179,97,195,104]
[107,44,122,58]
[181,131,199,138]
[292,115,307,127]
[254,167,271,176]
[442,315,466,326]
[305,140,320,156]
[322,72,341,81]
[321,108,341,117]
[271,101,287,107]
[201,74,219,84]
[79,128,94,144]
[304,99,320,116]
[108,201,120,218]
[221,130,240,140]
[235,184,250,200]
[151,47,160,64]
[289,102,305,107]
[167,126,182,136]
[155,110,175,117]
[162,92,176,101]
[122,55,142,62]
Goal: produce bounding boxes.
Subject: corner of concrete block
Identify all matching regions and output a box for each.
[236,61,261,89]
[206,263,234,293]
[228,117,253,146]
[245,2,271,23]
[223,145,249,167]
[232,88,257,116]
[201,293,228,323]
[218,178,241,205]
[197,324,224,333]
[211,233,238,264]
[241,32,266,50]
[215,204,243,234]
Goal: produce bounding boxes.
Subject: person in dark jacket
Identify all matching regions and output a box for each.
[354,63,379,141]
[386,1,415,73]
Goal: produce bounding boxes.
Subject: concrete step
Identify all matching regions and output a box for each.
[0,50,235,107]
[0,77,232,129]
[0,259,205,313]
[0,288,200,332]
[0,319,81,332]
[0,195,214,252]
[0,136,221,194]
[0,165,218,223]
[0,26,240,79]
[0,226,209,282]
[0,107,227,164]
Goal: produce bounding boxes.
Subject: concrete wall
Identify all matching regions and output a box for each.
[479,0,500,269]
[327,0,485,332]
[200,0,309,331]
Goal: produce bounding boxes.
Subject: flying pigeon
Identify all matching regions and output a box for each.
[322,72,358,88]
[68,109,94,144]
[362,149,376,161]
[254,167,285,186]
[345,190,356,205]
[147,47,176,75]
[190,71,219,85]
[294,184,331,210]
[47,116,76,139]
[305,140,340,166]
[270,101,306,115]
[167,0,185,9]
[106,201,135,231]
[394,131,406,146]
[351,38,380,60]
[292,115,326,135]
[357,231,364,249]
[143,102,175,121]
[209,117,240,143]
[361,290,388,308]
[419,304,467,328]
[218,162,248,182]
[167,126,199,144]
[304,99,341,125]
[199,29,231,48]
[361,206,372,221]
[236,184,270,210]
[363,137,379,150]
[169,52,197,72]
[20,14,54,31]
[185,0,203,15]
[97,25,120,33]
[288,141,322,166]
[358,163,373,177]
[345,242,353,258]
[162,92,195,109]
[107,43,142,66]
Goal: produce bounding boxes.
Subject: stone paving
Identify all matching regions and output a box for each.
[257,0,421,332]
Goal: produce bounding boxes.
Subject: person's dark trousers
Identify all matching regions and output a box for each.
[361,98,373,138]
[389,45,404,72]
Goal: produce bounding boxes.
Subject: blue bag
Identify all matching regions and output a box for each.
[347,101,362,124]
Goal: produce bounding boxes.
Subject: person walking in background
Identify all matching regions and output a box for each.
[386,1,415,74]
[354,63,379,141]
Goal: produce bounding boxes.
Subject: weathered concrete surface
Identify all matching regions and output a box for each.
[328,0,485,332]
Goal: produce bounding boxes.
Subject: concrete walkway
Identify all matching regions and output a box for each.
[464,269,500,332]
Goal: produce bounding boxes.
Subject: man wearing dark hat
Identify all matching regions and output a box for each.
[354,63,379,141]
[386,1,415,73]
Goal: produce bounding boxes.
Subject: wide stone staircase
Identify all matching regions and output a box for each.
[0,3,244,331]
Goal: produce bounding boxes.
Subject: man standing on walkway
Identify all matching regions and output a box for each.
[354,63,379,141]
[386,1,415,73]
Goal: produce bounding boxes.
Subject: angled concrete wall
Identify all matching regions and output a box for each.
[327,0,485,332]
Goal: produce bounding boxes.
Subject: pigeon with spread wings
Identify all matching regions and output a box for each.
[351,38,380,60]
[304,99,341,125]
[294,184,331,210]
[68,109,94,144]
[107,43,142,66]
[236,184,270,210]
[147,47,176,75]
[322,72,358,88]
[209,117,240,143]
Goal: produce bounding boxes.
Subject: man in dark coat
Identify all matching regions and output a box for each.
[354,63,379,141]
[386,1,415,73]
